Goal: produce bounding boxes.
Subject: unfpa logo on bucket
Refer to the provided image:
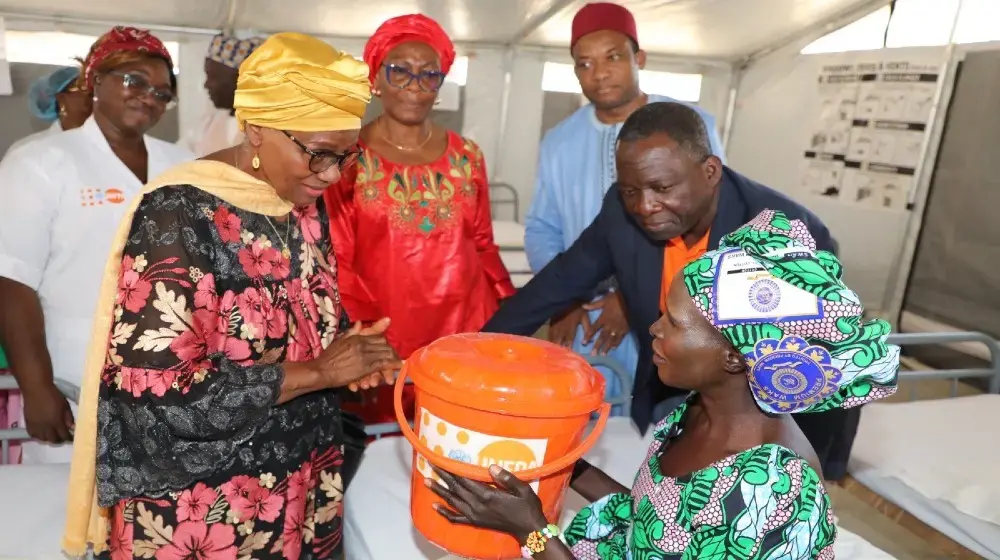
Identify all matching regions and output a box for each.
[477,440,538,472]
[418,409,548,491]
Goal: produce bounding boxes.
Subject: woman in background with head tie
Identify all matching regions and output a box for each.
[425,210,900,559]
[0,27,192,466]
[6,65,92,155]
[61,32,400,559]
[324,14,514,428]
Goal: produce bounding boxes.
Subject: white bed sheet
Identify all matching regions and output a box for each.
[492,221,525,250]
[849,394,1000,560]
[499,249,531,288]
[0,463,70,559]
[344,418,896,559]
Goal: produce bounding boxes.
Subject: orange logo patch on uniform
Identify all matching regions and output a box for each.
[79,188,125,206]
[105,188,125,204]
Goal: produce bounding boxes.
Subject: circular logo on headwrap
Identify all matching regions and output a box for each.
[748,278,781,313]
[745,336,843,413]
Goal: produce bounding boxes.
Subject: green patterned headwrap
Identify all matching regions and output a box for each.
[681,209,899,414]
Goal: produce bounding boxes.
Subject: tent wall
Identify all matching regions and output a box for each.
[901,48,1000,340]
[2,17,734,223]
[726,45,948,312]
[174,37,733,223]
[728,32,1000,338]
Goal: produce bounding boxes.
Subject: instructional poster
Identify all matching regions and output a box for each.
[801,56,940,210]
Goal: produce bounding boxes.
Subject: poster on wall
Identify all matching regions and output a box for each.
[801,55,940,211]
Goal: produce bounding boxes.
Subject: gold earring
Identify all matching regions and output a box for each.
[252,154,260,170]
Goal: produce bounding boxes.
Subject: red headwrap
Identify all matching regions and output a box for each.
[82,26,173,90]
[570,3,639,50]
[363,14,456,85]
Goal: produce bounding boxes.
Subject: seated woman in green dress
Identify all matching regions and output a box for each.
[427,209,900,559]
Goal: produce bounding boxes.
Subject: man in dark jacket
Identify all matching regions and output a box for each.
[484,102,856,480]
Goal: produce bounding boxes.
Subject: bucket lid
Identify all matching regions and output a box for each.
[404,333,607,418]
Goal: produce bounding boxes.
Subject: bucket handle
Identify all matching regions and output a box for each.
[393,366,612,483]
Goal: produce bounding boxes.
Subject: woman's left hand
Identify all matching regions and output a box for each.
[428,465,550,540]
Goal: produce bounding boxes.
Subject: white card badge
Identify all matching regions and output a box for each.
[712,249,824,325]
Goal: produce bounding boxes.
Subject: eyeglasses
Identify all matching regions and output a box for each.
[382,63,446,92]
[283,131,361,174]
[106,71,176,108]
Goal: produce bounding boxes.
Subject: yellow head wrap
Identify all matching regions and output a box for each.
[234,32,371,132]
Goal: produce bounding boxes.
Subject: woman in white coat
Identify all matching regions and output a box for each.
[5,66,92,155]
[0,26,194,464]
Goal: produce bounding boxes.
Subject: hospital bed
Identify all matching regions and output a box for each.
[846,331,1000,560]
[0,376,78,465]
[492,219,532,288]
[345,357,898,560]
[0,350,910,560]
[489,182,519,224]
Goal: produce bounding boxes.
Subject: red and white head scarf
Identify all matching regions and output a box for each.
[81,26,173,91]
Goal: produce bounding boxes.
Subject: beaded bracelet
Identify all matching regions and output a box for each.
[520,524,561,557]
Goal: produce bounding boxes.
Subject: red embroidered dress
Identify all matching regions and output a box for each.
[97,185,357,560]
[324,132,515,424]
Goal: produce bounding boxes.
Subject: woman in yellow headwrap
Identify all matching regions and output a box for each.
[62,32,399,559]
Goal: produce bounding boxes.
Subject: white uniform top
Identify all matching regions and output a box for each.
[5,121,63,157]
[180,107,243,157]
[0,116,193,463]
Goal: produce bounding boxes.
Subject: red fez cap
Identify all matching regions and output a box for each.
[570,3,638,50]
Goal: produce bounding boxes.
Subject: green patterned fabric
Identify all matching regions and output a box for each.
[563,399,837,559]
[681,209,899,414]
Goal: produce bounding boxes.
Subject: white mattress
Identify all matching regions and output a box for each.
[0,414,899,560]
[849,394,1000,560]
[492,221,524,250]
[499,249,529,272]
[0,463,69,559]
[345,417,896,559]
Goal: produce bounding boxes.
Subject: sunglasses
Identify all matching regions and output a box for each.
[283,131,361,174]
[105,71,176,108]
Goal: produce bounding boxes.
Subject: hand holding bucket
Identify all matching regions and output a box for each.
[392,333,612,559]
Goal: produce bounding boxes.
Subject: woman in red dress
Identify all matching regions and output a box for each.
[324,15,515,425]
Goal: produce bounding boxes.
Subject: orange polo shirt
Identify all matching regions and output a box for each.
[660,232,711,313]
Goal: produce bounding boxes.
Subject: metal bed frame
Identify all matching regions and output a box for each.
[842,331,1000,559]
[886,331,1000,396]
[0,376,79,464]
[0,331,995,462]
[490,182,520,223]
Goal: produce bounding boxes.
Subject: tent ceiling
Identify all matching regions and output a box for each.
[0,0,884,60]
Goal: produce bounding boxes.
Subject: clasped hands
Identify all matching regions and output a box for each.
[311,317,402,391]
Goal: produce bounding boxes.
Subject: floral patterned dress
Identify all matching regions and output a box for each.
[96,185,355,560]
[564,398,837,559]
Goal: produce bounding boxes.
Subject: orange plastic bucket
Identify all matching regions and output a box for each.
[394,333,610,559]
